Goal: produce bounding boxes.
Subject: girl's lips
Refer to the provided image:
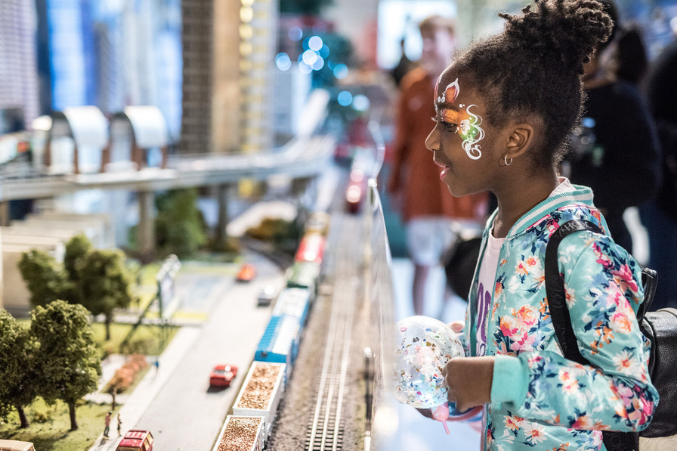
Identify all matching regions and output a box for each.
[433,156,452,180]
[433,157,448,168]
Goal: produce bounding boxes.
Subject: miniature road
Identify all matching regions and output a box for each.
[133,254,284,451]
[90,254,284,451]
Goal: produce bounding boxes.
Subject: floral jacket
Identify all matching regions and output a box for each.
[464,183,659,451]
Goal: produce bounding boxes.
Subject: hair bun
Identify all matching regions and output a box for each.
[499,0,613,73]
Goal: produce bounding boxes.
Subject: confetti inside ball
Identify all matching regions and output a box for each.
[392,316,465,408]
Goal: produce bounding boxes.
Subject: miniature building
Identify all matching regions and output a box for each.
[180,0,278,156]
[239,0,279,154]
[42,106,108,174]
[1,241,64,317]
[24,212,115,248]
[179,0,214,154]
[102,106,170,172]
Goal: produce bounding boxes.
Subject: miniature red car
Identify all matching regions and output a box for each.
[116,430,154,451]
[210,364,238,387]
[236,263,256,282]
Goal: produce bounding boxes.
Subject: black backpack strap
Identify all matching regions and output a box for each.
[637,268,658,322]
[545,220,602,366]
[545,219,639,451]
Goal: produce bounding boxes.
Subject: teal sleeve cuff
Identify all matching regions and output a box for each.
[491,355,529,407]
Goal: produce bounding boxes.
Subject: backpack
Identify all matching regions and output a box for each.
[443,235,482,301]
[545,220,677,451]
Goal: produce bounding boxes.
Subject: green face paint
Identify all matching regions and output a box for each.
[458,106,484,160]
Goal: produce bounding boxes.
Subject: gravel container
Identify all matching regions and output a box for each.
[212,415,265,451]
[233,362,286,437]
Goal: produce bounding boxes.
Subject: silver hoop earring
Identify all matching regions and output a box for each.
[504,155,513,166]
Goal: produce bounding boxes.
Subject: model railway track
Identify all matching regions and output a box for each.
[238,235,295,269]
[305,213,360,451]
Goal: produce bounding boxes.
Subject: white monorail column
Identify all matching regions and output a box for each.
[138,190,156,263]
[216,183,232,248]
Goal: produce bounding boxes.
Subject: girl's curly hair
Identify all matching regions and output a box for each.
[453,0,613,169]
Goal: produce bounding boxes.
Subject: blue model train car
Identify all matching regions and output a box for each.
[255,314,301,371]
[254,288,311,375]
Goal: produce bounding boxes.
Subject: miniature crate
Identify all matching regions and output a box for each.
[233,362,286,437]
[212,415,265,451]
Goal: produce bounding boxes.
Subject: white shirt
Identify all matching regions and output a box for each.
[475,231,504,356]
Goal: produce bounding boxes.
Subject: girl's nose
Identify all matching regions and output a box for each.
[425,125,439,152]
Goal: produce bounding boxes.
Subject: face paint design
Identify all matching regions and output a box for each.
[439,108,462,125]
[435,78,485,160]
[434,74,443,114]
[458,106,484,160]
[436,78,460,105]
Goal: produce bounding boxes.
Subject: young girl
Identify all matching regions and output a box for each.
[426,0,659,449]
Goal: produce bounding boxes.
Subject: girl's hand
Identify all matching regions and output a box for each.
[448,321,465,334]
[443,356,495,412]
[415,407,434,420]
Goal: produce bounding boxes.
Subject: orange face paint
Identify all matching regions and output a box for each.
[439,108,464,125]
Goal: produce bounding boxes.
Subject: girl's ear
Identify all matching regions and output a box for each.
[505,123,536,160]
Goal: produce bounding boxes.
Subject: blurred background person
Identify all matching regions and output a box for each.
[390,37,415,87]
[642,17,677,311]
[387,15,486,317]
[567,0,660,255]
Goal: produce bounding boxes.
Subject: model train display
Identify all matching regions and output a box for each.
[213,212,329,450]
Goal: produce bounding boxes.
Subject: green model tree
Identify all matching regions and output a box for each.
[78,249,133,341]
[0,310,39,429]
[31,301,101,431]
[19,235,134,341]
[64,233,92,287]
[155,188,207,257]
[17,249,72,307]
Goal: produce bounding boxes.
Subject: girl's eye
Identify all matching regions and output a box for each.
[441,121,458,132]
[432,117,457,133]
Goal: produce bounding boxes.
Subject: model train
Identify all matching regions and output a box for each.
[214,212,330,450]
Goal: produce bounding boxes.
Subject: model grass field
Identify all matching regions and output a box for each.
[0,398,115,451]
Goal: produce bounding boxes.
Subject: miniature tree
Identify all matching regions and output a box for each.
[0,310,38,428]
[64,233,92,288]
[31,301,101,431]
[155,188,207,257]
[18,249,72,307]
[77,249,133,341]
[19,235,134,340]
